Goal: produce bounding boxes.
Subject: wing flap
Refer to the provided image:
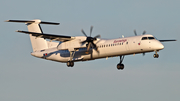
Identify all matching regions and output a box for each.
[16,30,74,42]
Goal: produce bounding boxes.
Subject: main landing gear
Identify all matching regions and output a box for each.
[117,55,125,70]
[67,51,75,67]
[153,50,159,58]
[67,61,74,67]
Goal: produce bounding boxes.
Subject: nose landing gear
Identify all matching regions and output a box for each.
[153,50,159,58]
[153,54,159,58]
[117,55,125,70]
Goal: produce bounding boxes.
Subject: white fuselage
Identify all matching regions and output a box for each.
[31,34,164,63]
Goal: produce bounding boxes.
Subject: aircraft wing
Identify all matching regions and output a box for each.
[159,39,176,42]
[16,30,74,42]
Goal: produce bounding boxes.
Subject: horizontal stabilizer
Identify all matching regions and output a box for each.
[159,39,176,42]
[16,30,74,42]
[5,20,60,25]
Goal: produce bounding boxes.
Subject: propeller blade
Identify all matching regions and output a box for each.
[87,43,91,51]
[80,40,87,46]
[90,26,93,37]
[90,51,93,59]
[81,40,87,43]
[159,39,176,42]
[142,30,146,35]
[81,29,88,37]
[91,42,99,53]
[134,30,137,36]
[91,42,97,48]
[94,34,101,38]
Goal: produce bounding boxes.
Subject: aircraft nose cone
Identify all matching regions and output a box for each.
[160,44,164,49]
[158,42,164,50]
[153,41,164,50]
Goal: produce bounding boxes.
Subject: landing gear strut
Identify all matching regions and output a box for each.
[117,55,125,70]
[67,51,75,67]
[67,61,74,67]
[153,50,159,58]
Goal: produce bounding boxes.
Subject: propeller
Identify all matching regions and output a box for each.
[81,26,101,53]
[134,30,146,36]
[142,30,146,35]
[134,30,137,36]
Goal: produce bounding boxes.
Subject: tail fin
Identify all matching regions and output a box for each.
[6,19,60,51]
[27,19,49,51]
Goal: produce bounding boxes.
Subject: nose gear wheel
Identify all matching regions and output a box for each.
[153,50,159,58]
[153,54,159,58]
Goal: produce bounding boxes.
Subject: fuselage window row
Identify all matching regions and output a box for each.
[98,42,126,48]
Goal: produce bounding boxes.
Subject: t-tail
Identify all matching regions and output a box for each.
[5,19,60,52]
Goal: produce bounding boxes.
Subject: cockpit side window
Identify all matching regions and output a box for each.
[141,37,148,40]
[148,37,155,40]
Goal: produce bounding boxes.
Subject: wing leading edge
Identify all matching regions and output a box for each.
[159,40,177,42]
[16,30,74,42]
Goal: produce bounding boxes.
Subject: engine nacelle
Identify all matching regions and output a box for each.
[57,39,84,51]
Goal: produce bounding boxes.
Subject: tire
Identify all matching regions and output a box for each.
[117,64,124,70]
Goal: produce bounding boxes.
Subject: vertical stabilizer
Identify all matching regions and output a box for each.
[6,19,60,52]
[26,19,48,51]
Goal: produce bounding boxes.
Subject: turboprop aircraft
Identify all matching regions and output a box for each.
[6,19,176,70]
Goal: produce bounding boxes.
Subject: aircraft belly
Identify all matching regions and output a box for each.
[45,53,68,62]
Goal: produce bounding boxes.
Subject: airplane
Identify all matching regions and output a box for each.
[6,19,176,70]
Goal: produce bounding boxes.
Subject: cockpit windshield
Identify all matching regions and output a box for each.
[148,37,155,39]
[142,37,148,40]
[141,37,155,40]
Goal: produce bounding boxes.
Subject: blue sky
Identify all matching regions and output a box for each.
[1,0,180,101]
